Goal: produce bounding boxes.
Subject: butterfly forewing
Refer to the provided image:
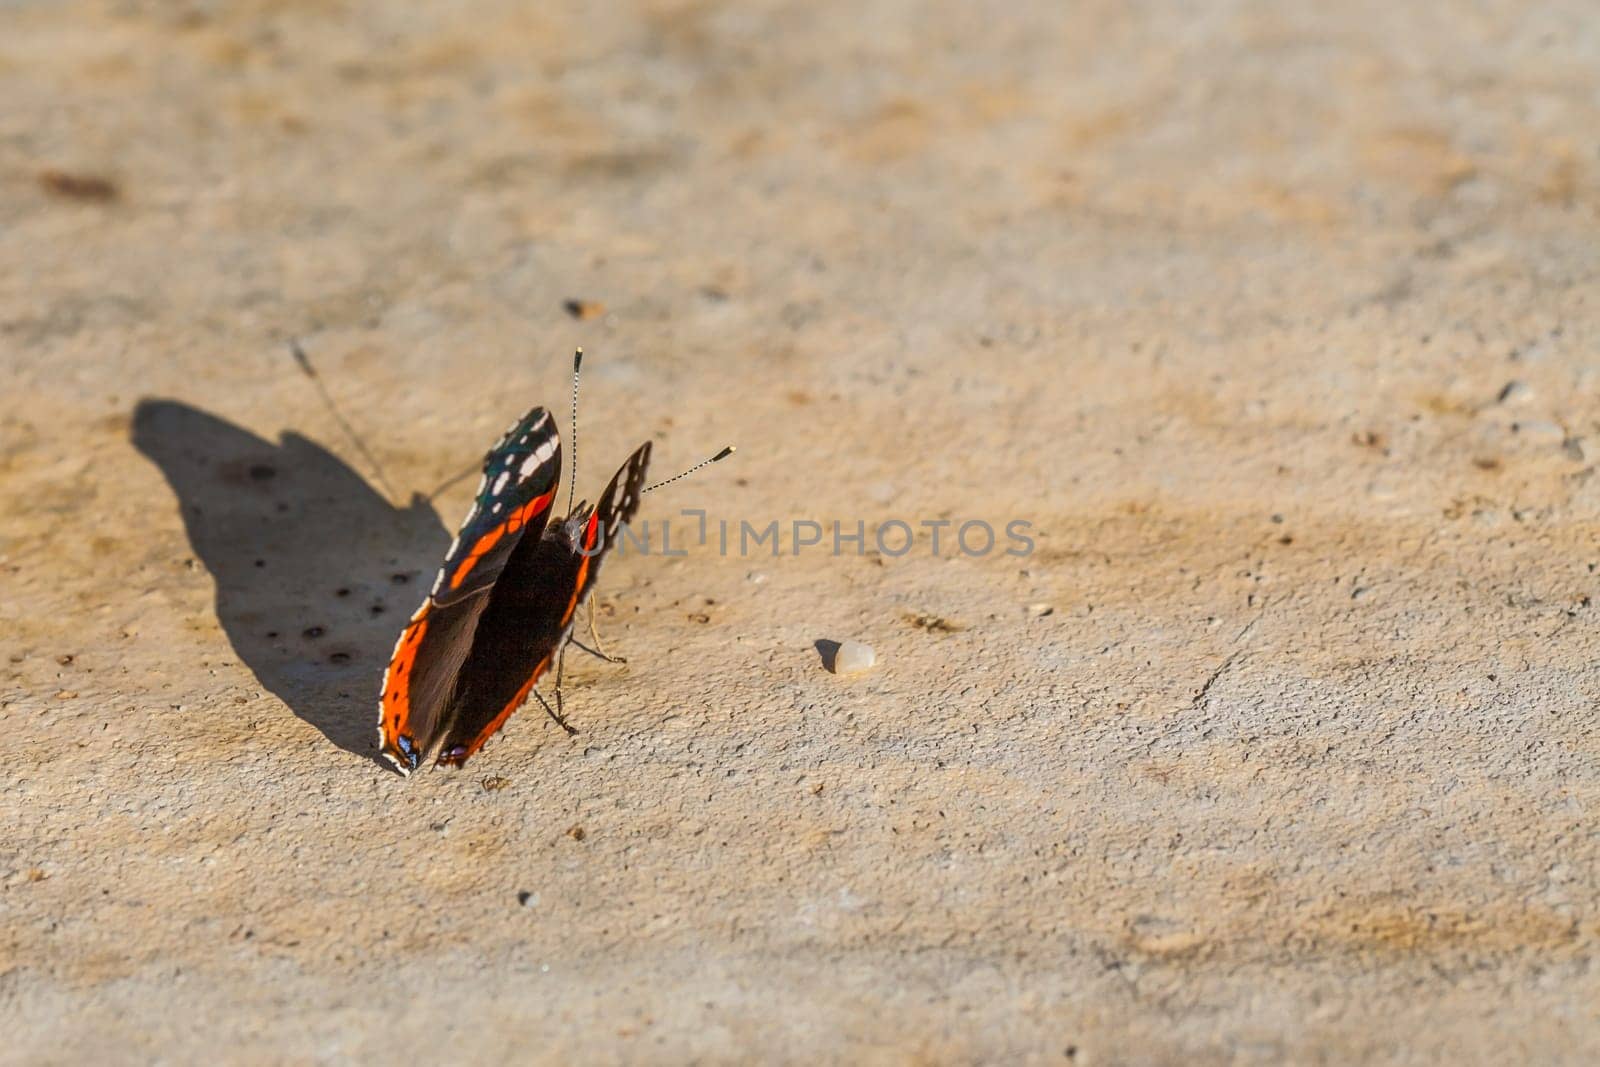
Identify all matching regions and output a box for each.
[377,408,561,774]
[432,410,563,605]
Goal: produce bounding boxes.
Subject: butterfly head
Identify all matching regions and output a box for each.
[557,502,593,542]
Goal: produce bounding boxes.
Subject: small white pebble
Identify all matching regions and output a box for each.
[831,640,875,675]
[1026,602,1054,617]
[1366,473,1402,500]
[1497,380,1533,405]
[1511,338,1552,363]
[1512,418,1564,445]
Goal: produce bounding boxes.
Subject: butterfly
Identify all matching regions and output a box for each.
[376,349,734,775]
[377,392,649,775]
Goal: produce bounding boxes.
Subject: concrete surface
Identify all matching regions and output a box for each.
[2,1,1598,1062]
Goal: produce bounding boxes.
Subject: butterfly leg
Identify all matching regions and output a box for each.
[585,599,628,664]
[532,686,577,736]
[554,642,567,724]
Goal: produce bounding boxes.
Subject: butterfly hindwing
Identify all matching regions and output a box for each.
[377,408,561,774]
[429,532,582,767]
[433,441,651,767]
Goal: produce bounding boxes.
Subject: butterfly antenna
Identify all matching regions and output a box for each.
[567,348,582,516]
[288,339,400,504]
[643,445,736,494]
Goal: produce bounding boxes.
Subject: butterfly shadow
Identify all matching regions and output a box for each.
[132,399,448,764]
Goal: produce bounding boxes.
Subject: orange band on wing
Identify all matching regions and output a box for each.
[436,653,554,766]
[560,511,603,626]
[380,607,431,754]
[449,489,554,591]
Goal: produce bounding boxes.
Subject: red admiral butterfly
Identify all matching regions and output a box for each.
[377,350,729,776]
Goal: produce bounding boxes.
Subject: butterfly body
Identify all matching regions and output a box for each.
[378,406,650,775]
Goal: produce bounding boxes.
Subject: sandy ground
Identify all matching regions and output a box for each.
[4,1,1600,1062]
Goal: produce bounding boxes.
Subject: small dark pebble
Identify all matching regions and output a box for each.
[335,587,350,597]
[39,170,118,201]
[248,464,276,481]
[370,604,386,615]
[562,298,604,320]
[303,626,325,639]
[254,559,266,568]
[328,652,351,664]
[391,573,410,584]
